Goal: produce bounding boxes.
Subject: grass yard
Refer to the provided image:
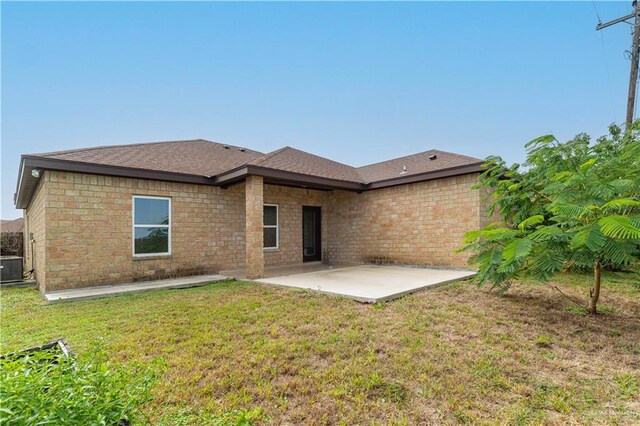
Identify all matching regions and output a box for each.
[1,271,639,425]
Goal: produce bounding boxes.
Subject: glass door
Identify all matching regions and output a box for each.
[302,206,321,262]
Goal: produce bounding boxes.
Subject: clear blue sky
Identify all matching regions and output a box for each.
[1,1,635,219]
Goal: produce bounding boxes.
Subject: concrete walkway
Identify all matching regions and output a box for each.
[44,274,227,304]
[255,265,475,303]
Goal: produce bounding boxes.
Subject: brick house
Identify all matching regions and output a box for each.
[14,139,491,293]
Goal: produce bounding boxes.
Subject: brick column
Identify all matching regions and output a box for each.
[245,175,264,279]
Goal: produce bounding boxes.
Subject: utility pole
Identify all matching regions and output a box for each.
[596,0,640,129]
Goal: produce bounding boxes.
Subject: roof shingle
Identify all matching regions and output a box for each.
[25,140,483,185]
[250,147,365,183]
[34,139,264,177]
[356,149,483,183]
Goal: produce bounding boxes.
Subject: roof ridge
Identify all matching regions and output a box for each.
[357,148,483,169]
[356,149,437,169]
[31,139,204,157]
[32,139,261,158]
[248,146,292,166]
[250,146,361,169]
[248,146,366,183]
[283,146,362,170]
[429,149,484,163]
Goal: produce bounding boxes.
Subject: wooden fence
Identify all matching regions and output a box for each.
[1,232,24,257]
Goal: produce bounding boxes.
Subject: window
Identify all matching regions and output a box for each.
[133,196,171,256]
[263,204,278,249]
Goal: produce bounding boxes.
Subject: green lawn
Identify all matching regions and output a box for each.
[1,271,639,425]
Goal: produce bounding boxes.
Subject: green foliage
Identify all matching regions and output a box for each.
[0,342,162,425]
[613,373,639,398]
[534,334,552,348]
[460,123,640,300]
[567,304,614,316]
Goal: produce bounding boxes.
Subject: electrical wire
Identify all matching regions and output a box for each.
[593,1,618,123]
[635,65,639,124]
[599,31,618,123]
[592,0,602,23]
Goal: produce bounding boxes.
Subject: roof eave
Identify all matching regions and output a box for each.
[14,156,33,209]
[14,156,487,209]
[15,156,216,209]
[364,163,486,190]
[214,165,365,191]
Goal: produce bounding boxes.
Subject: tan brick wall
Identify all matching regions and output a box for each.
[263,184,330,266]
[245,175,264,279]
[25,170,483,291]
[479,186,501,228]
[37,171,247,292]
[23,175,47,291]
[325,173,482,268]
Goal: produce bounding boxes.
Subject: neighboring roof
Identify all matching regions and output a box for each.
[15,139,485,208]
[1,218,24,233]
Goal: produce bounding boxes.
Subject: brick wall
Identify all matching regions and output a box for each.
[479,186,501,228]
[24,170,484,291]
[263,184,330,266]
[24,176,47,287]
[31,171,247,292]
[26,172,334,290]
[325,173,483,268]
[245,175,264,279]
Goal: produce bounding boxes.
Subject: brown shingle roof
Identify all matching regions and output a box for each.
[18,140,486,208]
[33,139,264,177]
[356,149,483,183]
[30,141,482,184]
[250,147,365,183]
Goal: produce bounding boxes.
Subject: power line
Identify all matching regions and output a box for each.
[592,1,618,122]
[596,1,640,129]
[592,0,602,23]
[599,30,618,122]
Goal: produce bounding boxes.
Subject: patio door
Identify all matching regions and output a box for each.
[302,206,321,262]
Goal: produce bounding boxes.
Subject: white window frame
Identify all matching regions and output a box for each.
[132,195,172,257]
[263,203,279,250]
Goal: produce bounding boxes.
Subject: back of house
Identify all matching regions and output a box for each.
[14,139,491,294]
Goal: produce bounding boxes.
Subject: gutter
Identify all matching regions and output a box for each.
[15,156,215,208]
[213,165,365,191]
[364,163,485,189]
[15,156,486,209]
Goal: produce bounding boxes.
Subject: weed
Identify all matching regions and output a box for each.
[614,373,639,398]
[534,333,552,348]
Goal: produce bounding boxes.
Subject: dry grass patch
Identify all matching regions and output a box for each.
[1,271,639,424]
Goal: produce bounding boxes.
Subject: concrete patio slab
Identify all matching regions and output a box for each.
[44,274,227,304]
[255,265,476,303]
[221,261,358,280]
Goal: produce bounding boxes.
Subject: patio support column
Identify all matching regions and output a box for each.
[245,175,264,279]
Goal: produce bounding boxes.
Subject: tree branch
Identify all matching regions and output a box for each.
[544,284,586,309]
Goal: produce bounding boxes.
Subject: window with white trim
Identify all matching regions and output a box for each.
[263,204,279,249]
[133,196,171,256]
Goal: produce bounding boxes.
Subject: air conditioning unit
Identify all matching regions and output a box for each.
[0,256,24,282]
